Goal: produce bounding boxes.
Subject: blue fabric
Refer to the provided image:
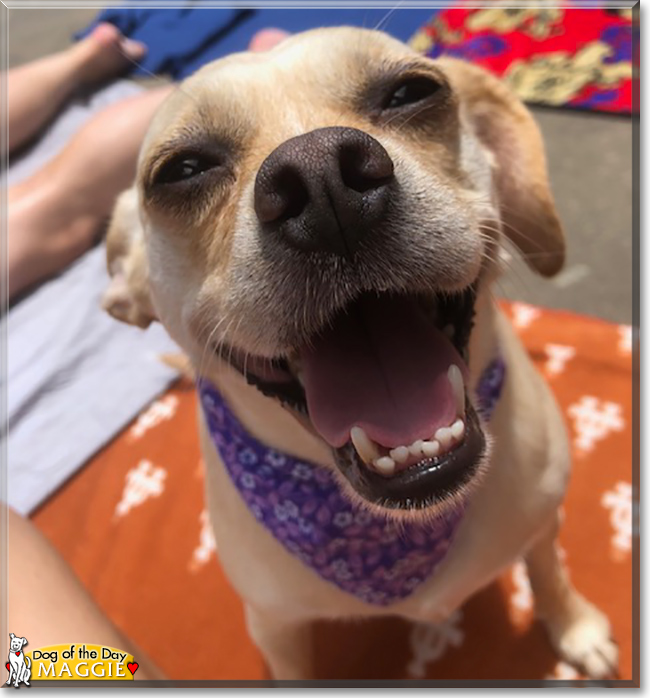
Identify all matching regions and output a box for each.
[197,356,504,606]
[77,7,440,80]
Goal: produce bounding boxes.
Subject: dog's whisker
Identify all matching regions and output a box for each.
[382,99,434,131]
[225,316,244,377]
[114,43,203,110]
[196,314,230,381]
[481,225,557,291]
[474,228,539,297]
[231,316,248,379]
[373,0,405,33]
[475,204,564,257]
[476,199,553,231]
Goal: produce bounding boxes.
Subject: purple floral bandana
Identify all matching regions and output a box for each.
[475,357,507,419]
[198,359,504,606]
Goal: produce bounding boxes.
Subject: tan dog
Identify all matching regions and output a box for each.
[103,28,617,681]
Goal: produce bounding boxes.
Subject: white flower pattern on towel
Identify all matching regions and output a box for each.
[115,459,167,518]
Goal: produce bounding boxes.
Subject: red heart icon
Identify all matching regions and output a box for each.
[15,652,19,656]
[5,663,9,671]
[127,662,139,676]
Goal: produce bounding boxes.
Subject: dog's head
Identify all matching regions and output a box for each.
[104,28,564,514]
[9,635,27,652]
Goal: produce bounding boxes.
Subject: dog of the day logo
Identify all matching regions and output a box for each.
[6,635,138,684]
[6,634,31,688]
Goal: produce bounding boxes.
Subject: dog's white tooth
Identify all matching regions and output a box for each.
[435,427,453,450]
[450,418,465,440]
[447,364,465,415]
[350,426,380,464]
[374,456,396,476]
[389,446,409,464]
[409,440,424,457]
[422,440,440,458]
[443,324,455,339]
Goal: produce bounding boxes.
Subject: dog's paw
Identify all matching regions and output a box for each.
[545,594,619,680]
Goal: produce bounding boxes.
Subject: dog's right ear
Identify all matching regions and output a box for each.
[436,57,565,277]
[102,188,157,329]
[9,634,15,640]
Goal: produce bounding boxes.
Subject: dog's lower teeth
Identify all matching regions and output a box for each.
[350,418,468,477]
[450,418,465,439]
[389,446,409,463]
[422,440,440,457]
[374,456,396,475]
[435,426,453,449]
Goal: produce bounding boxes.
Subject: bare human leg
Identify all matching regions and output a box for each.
[4,506,164,681]
[5,23,147,156]
[6,85,173,300]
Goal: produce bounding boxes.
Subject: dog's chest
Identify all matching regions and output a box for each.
[199,382,472,607]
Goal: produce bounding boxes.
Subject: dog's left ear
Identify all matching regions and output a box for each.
[436,57,565,277]
[102,187,158,329]
[20,639,27,648]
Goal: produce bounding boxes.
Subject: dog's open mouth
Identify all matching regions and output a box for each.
[222,288,486,510]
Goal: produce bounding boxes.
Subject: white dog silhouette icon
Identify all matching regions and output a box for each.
[6,634,31,688]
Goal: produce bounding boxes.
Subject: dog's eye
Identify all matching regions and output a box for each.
[154,154,221,185]
[384,76,442,110]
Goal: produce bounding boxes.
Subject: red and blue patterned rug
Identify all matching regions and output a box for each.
[411,7,637,115]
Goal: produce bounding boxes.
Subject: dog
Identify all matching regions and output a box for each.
[6,634,31,688]
[103,27,618,680]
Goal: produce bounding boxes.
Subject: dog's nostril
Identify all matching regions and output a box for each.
[339,144,395,194]
[276,167,310,222]
[255,166,309,224]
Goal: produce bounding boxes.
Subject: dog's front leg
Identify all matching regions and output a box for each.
[6,668,13,685]
[526,513,619,680]
[245,605,313,681]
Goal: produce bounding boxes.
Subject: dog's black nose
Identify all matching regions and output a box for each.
[254,126,394,256]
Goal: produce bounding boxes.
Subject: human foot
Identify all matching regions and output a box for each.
[249,28,290,52]
[70,22,147,86]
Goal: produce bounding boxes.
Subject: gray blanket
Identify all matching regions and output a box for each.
[4,81,179,515]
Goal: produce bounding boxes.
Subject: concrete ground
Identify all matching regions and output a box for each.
[6,8,635,325]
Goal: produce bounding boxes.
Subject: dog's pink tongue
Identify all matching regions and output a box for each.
[300,296,467,449]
